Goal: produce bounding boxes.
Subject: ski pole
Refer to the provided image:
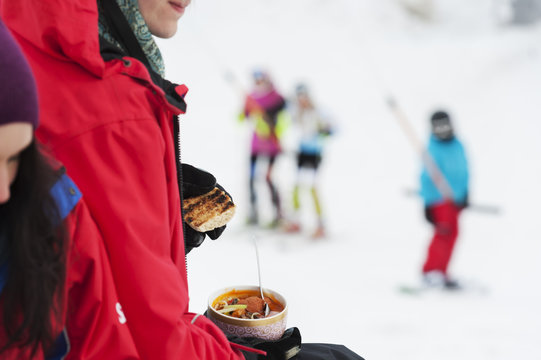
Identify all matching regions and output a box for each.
[351,18,455,202]
[402,188,501,215]
[190,20,250,99]
[386,97,455,200]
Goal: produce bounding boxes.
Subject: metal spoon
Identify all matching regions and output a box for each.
[253,236,270,317]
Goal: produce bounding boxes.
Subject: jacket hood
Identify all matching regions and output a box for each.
[1,0,105,77]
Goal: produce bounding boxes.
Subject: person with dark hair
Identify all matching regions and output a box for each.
[0,18,64,358]
[241,70,288,228]
[0,18,139,359]
[420,110,469,289]
[283,84,333,239]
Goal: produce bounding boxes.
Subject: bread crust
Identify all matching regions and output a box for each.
[183,187,236,232]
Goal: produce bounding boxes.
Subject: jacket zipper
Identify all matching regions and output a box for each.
[172,114,189,275]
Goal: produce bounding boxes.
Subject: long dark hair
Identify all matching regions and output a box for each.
[0,140,67,356]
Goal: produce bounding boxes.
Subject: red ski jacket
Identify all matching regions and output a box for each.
[57,173,141,360]
[0,171,139,359]
[0,0,245,359]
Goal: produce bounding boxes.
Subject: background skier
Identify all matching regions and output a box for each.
[283,83,333,238]
[420,110,469,288]
[240,70,288,227]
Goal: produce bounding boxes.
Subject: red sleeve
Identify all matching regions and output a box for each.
[65,200,140,359]
[57,119,244,359]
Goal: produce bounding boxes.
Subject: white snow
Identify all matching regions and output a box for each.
[157,1,541,359]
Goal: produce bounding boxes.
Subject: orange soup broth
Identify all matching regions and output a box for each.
[212,289,285,313]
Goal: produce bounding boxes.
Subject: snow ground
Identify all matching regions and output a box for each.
[157,1,541,359]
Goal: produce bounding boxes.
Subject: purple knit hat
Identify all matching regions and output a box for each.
[0,18,39,128]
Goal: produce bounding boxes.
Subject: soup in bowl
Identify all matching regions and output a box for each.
[207,285,287,340]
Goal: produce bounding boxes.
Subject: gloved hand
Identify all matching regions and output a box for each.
[228,327,302,360]
[181,164,231,254]
[424,206,434,224]
[457,191,469,210]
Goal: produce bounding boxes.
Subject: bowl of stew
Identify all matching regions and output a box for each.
[207,285,287,340]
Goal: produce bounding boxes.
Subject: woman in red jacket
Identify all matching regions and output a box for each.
[0,18,64,359]
[1,0,250,358]
[0,17,137,359]
[0,18,140,359]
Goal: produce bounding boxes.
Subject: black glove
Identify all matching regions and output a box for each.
[424,206,434,224]
[183,226,206,254]
[181,164,231,254]
[457,191,469,210]
[182,163,216,198]
[228,327,302,360]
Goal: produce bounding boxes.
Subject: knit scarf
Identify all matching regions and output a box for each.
[98,0,165,77]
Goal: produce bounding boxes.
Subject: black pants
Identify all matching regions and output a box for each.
[249,154,281,219]
[296,343,364,360]
[228,322,363,360]
[297,152,322,170]
[243,343,364,360]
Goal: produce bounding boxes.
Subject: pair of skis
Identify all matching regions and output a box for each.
[398,279,490,296]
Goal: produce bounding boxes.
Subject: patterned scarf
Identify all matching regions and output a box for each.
[98,0,165,77]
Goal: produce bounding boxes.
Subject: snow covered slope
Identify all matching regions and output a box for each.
[157,1,541,359]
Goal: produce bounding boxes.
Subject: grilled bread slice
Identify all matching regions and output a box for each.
[183,186,236,232]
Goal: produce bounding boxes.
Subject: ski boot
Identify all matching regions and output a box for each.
[311,225,326,239]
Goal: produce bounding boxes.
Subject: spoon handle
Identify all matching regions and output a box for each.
[254,236,270,316]
[253,236,265,299]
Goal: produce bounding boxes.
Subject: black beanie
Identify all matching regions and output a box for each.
[430,110,454,141]
[431,111,450,123]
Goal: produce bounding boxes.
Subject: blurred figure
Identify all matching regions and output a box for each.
[240,70,287,227]
[420,110,469,289]
[283,84,333,239]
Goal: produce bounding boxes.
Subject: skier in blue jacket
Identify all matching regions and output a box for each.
[420,110,469,288]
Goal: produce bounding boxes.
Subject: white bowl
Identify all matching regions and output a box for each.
[207,285,288,340]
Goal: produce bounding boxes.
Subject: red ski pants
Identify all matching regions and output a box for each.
[422,202,461,275]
